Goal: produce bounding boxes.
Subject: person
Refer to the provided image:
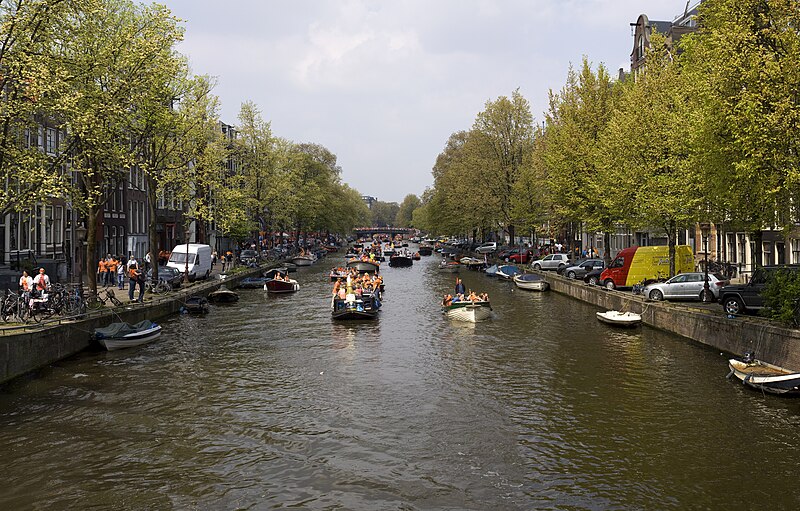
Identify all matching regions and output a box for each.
[455,277,465,296]
[211,250,218,268]
[144,251,151,272]
[128,258,144,303]
[105,255,117,288]
[19,270,33,295]
[33,267,50,296]
[97,257,107,287]
[442,294,453,307]
[117,258,126,290]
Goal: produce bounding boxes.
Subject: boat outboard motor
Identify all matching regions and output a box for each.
[742,351,755,364]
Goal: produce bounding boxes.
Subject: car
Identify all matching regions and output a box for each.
[240,249,259,265]
[584,267,604,285]
[719,265,800,315]
[531,253,571,273]
[147,265,183,289]
[475,242,497,254]
[564,259,605,280]
[643,272,729,302]
[508,249,533,264]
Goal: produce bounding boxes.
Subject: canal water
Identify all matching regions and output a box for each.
[1,253,799,509]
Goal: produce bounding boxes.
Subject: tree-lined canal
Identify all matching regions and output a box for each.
[1,255,799,509]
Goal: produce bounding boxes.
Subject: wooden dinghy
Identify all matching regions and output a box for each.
[728,355,800,395]
[596,310,642,327]
[444,301,492,322]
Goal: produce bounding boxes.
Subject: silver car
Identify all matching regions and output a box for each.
[643,272,730,301]
[530,253,571,273]
[564,259,605,279]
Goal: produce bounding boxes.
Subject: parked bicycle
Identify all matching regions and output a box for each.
[86,287,123,310]
[145,278,172,295]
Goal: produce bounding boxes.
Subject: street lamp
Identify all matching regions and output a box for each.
[700,222,712,302]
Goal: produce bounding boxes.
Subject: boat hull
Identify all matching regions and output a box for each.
[346,260,380,273]
[291,256,315,266]
[438,263,460,272]
[513,274,549,291]
[728,359,800,395]
[265,279,299,293]
[389,256,413,267]
[596,310,641,327]
[331,296,380,320]
[96,325,162,351]
[444,302,492,322]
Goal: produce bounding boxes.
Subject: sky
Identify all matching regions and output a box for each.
[161,0,694,203]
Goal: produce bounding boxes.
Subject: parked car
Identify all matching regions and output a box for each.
[719,265,800,315]
[643,272,729,301]
[147,266,183,289]
[475,242,497,254]
[564,259,605,280]
[531,253,571,273]
[584,267,604,286]
[508,249,533,264]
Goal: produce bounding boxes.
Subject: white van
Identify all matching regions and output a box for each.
[167,243,212,281]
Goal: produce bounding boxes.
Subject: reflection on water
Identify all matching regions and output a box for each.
[2,254,800,509]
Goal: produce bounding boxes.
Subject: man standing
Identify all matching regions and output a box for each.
[33,268,50,296]
[128,257,144,303]
[455,277,465,296]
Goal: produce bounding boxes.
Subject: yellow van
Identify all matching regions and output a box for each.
[600,245,694,289]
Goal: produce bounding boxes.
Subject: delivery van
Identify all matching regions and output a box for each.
[600,245,694,289]
[167,243,212,281]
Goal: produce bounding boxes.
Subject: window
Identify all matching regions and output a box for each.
[46,128,58,154]
[610,257,624,269]
[792,239,800,264]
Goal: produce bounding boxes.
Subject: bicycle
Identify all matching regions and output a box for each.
[86,287,123,310]
[2,289,27,323]
[145,278,171,295]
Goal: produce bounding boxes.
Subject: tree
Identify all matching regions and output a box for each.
[395,194,421,227]
[370,201,400,227]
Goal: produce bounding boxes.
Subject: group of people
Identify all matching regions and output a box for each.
[331,271,383,300]
[441,277,489,306]
[19,268,52,309]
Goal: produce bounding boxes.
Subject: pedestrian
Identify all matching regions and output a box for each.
[117,258,126,289]
[18,270,33,295]
[127,258,144,303]
[455,277,465,295]
[33,267,50,296]
[97,257,107,287]
[144,251,151,272]
[211,250,218,268]
[105,254,116,287]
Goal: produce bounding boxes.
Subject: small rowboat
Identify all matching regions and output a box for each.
[238,276,270,289]
[291,255,316,266]
[596,310,642,327]
[513,273,549,291]
[496,265,521,280]
[444,301,492,322]
[438,261,461,272]
[93,320,162,351]
[184,296,210,314]
[728,356,800,395]
[208,286,239,303]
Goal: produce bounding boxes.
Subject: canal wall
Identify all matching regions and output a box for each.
[0,265,269,385]
[541,272,800,371]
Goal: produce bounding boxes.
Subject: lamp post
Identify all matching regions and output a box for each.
[700,222,712,302]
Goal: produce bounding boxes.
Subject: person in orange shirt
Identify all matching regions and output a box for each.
[97,258,107,286]
[106,257,118,288]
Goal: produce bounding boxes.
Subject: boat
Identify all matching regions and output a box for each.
[596,310,642,327]
[513,273,549,291]
[263,267,289,280]
[238,276,270,289]
[92,320,162,350]
[460,257,487,271]
[418,244,434,256]
[412,252,421,260]
[496,265,521,280]
[389,253,413,267]
[329,267,350,281]
[346,258,380,273]
[438,260,461,272]
[484,264,498,277]
[728,355,800,395]
[443,301,492,322]
[291,254,316,266]
[265,277,300,293]
[184,295,210,314]
[208,286,239,303]
[331,292,381,320]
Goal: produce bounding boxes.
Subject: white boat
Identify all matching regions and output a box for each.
[596,310,642,327]
[513,273,549,291]
[291,255,316,266]
[93,320,162,351]
[438,261,461,272]
[728,357,800,395]
[444,301,492,322]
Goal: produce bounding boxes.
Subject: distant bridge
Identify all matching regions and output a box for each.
[353,227,416,237]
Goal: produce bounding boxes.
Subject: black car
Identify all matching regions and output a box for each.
[147,266,183,289]
[584,267,604,286]
[719,265,800,315]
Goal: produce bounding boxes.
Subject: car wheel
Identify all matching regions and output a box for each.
[557,264,566,275]
[567,270,576,279]
[588,275,599,286]
[723,296,743,315]
[533,264,541,271]
[604,280,616,290]
[649,289,664,301]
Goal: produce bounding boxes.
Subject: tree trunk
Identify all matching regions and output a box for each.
[147,173,159,282]
[668,219,677,278]
[603,231,612,265]
[86,204,100,294]
[508,224,516,247]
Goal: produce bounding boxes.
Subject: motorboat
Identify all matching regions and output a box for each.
[238,276,270,289]
[183,296,210,314]
[346,258,380,273]
[93,320,162,350]
[291,254,316,266]
[496,265,521,280]
[331,292,381,320]
[443,301,492,322]
[728,355,800,395]
[389,253,413,267]
[265,277,300,293]
[438,260,461,272]
[596,310,642,327]
[208,286,239,303]
[513,273,549,291]
[418,244,434,256]
[484,264,498,277]
[263,267,289,280]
